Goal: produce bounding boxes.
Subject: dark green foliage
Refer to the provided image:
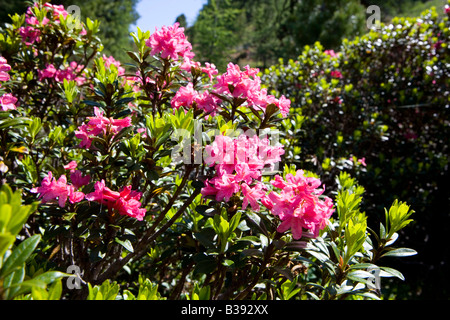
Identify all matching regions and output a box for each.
[262,5,449,299]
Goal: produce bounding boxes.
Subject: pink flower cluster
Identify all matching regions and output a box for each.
[261,170,334,240]
[85,180,146,221]
[31,169,90,208]
[214,63,291,117]
[19,4,86,46]
[31,167,146,221]
[330,70,343,79]
[75,107,132,149]
[181,59,219,80]
[0,57,17,111]
[171,82,220,116]
[201,133,284,209]
[146,22,194,61]
[43,3,69,20]
[324,50,338,58]
[103,55,125,76]
[38,61,86,85]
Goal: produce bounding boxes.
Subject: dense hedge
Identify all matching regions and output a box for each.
[261,5,449,299]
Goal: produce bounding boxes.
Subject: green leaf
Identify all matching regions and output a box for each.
[1,234,41,277]
[228,212,241,234]
[379,266,405,280]
[115,238,134,253]
[0,233,15,260]
[222,259,235,267]
[47,279,63,300]
[381,247,417,258]
[112,126,134,142]
[33,271,68,284]
[2,265,25,299]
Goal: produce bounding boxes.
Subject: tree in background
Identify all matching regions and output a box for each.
[186,0,367,70]
[0,0,139,63]
[185,0,444,70]
[185,0,245,71]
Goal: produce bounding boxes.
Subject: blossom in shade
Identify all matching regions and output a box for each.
[0,94,18,111]
[194,90,220,117]
[330,70,343,79]
[38,64,57,81]
[75,107,132,149]
[0,57,11,82]
[70,170,91,190]
[63,161,78,171]
[18,26,41,45]
[38,62,86,85]
[357,157,367,167]
[262,170,335,240]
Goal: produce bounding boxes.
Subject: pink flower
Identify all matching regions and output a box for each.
[63,161,78,171]
[201,62,219,80]
[44,3,68,20]
[146,22,194,61]
[31,172,84,207]
[25,15,49,26]
[18,26,41,45]
[357,157,367,167]
[204,135,235,167]
[0,71,10,82]
[171,82,198,110]
[241,183,266,212]
[262,170,334,240]
[324,50,338,58]
[180,57,201,72]
[38,62,85,84]
[214,63,290,117]
[67,185,85,204]
[103,55,125,76]
[0,57,11,80]
[202,133,285,208]
[204,173,240,202]
[274,96,291,117]
[331,70,343,79]
[38,64,57,81]
[56,62,86,85]
[137,127,147,138]
[75,107,132,149]
[194,90,220,117]
[85,181,146,221]
[85,180,120,203]
[0,93,18,111]
[70,170,91,190]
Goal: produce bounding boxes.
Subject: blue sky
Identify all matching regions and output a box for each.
[131,0,208,33]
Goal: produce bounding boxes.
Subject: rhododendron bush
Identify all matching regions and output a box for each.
[0,1,417,301]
